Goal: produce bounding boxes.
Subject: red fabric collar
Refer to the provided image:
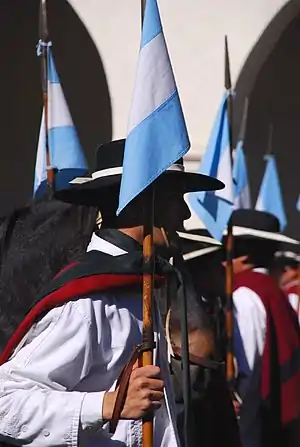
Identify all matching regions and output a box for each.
[0,273,161,365]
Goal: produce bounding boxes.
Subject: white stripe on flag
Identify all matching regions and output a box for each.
[255,195,263,211]
[215,145,233,203]
[48,82,73,129]
[127,32,176,133]
[34,109,47,191]
[234,185,251,209]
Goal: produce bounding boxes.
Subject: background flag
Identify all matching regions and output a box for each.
[117,0,190,214]
[34,44,88,196]
[296,195,300,212]
[255,155,287,230]
[233,141,251,209]
[188,93,234,240]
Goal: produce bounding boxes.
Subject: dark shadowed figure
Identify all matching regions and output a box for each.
[0,197,97,350]
[165,262,241,447]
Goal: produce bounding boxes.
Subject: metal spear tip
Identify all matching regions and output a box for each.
[225,35,232,90]
[39,0,49,42]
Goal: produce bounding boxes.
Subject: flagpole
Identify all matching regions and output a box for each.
[238,97,249,143]
[140,2,154,446]
[39,0,54,190]
[266,123,274,156]
[224,36,236,392]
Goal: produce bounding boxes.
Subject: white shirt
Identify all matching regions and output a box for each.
[0,233,179,447]
[233,268,267,447]
[287,291,300,325]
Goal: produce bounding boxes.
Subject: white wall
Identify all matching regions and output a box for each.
[69,0,288,162]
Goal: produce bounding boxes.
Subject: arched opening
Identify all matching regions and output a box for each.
[234,0,300,238]
[0,0,112,216]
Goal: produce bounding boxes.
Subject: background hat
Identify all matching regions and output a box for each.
[55,139,224,207]
[178,228,221,261]
[274,247,300,264]
[225,209,299,245]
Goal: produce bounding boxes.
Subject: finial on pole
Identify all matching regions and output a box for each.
[225,35,232,91]
[266,123,274,157]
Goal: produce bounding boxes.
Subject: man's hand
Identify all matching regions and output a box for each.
[103,365,164,421]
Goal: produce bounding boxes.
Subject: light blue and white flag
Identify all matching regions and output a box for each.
[188,93,234,240]
[296,194,300,212]
[34,43,88,196]
[117,0,190,214]
[232,141,251,209]
[256,155,287,230]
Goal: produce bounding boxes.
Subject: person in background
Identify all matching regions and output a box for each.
[271,249,300,323]
[226,210,300,447]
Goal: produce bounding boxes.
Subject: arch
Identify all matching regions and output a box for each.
[0,0,112,216]
[234,0,300,238]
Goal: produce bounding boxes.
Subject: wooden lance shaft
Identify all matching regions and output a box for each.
[297,264,300,318]
[225,222,235,387]
[41,46,54,188]
[39,0,54,189]
[224,35,236,388]
[141,187,155,447]
[140,2,155,446]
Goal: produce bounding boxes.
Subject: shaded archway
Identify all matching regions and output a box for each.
[0,0,112,216]
[234,0,300,238]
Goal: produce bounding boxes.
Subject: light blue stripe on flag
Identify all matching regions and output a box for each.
[33,44,88,195]
[48,127,87,169]
[117,0,190,215]
[47,50,60,84]
[233,141,251,209]
[297,195,300,212]
[255,155,287,230]
[188,93,234,241]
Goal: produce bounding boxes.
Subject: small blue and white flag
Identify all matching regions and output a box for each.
[117,0,190,214]
[188,93,234,240]
[34,43,88,196]
[256,155,287,230]
[233,141,251,209]
[296,194,300,212]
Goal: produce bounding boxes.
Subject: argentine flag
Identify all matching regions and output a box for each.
[297,195,300,212]
[34,44,88,196]
[233,141,251,209]
[117,0,190,214]
[188,93,234,240]
[256,155,287,230]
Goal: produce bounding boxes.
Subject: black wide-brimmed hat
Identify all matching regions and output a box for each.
[225,209,299,245]
[55,139,224,207]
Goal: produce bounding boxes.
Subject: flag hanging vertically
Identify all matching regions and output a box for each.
[34,44,88,196]
[188,93,234,240]
[256,155,287,230]
[233,141,251,209]
[117,0,190,214]
[296,194,300,212]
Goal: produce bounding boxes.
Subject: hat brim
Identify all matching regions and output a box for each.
[183,246,221,261]
[55,170,224,207]
[177,230,221,246]
[225,226,300,245]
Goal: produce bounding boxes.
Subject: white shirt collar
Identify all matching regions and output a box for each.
[253,267,268,275]
[86,232,127,257]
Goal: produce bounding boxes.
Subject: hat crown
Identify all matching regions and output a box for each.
[95,139,125,172]
[230,209,280,233]
[94,139,184,173]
